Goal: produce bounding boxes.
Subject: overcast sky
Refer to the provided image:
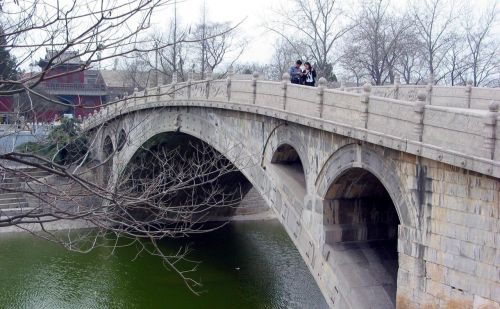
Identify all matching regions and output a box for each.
[7,0,498,71]
[151,0,280,64]
[149,0,499,66]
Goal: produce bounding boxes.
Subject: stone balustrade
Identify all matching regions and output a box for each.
[82,75,500,178]
[344,81,500,110]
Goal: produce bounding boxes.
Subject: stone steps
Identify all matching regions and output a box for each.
[1,171,51,181]
[0,207,36,217]
[0,192,23,199]
[0,197,28,204]
[0,196,25,205]
[0,201,29,210]
[0,167,50,213]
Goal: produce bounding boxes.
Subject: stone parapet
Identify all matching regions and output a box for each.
[82,78,500,179]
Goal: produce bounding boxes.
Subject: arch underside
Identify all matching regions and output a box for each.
[316,143,417,229]
[121,132,256,223]
[315,144,415,308]
[323,167,400,308]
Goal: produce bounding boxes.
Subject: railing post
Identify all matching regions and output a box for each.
[206,69,213,99]
[187,71,194,99]
[282,72,290,110]
[317,77,327,118]
[163,71,169,86]
[426,74,433,105]
[143,88,148,103]
[361,82,372,129]
[483,101,498,160]
[171,72,178,99]
[414,91,427,142]
[133,87,138,104]
[339,80,345,91]
[465,80,473,108]
[394,73,400,100]
[252,72,259,105]
[226,66,233,102]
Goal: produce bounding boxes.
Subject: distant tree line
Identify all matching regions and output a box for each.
[263,0,499,86]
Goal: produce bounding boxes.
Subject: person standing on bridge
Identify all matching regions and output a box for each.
[303,62,316,86]
[289,60,304,84]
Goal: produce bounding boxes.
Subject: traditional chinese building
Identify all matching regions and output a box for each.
[0,95,14,124]
[36,50,107,120]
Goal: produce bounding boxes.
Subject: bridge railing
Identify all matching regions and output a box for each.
[83,73,500,175]
[322,88,367,128]
[344,82,500,110]
[366,95,416,141]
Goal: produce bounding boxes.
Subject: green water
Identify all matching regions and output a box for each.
[0,220,328,309]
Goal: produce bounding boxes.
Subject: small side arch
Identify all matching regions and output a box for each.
[317,143,414,308]
[116,129,127,151]
[316,143,417,229]
[102,135,114,185]
[261,123,311,189]
[269,143,308,205]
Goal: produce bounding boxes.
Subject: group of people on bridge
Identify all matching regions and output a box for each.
[289,60,317,86]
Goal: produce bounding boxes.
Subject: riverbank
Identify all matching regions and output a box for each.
[0,186,275,234]
[0,218,96,234]
[0,209,276,234]
[231,208,276,221]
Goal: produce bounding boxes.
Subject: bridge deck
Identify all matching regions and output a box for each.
[82,78,500,178]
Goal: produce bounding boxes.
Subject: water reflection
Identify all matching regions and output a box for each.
[0,220,328,309]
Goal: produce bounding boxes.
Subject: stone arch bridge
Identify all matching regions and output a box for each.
[83,74,500,309]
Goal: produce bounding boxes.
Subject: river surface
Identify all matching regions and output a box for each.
[0,220,328,309]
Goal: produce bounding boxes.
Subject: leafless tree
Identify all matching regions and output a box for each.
[339,45,368,86]
[131,2,191,84]
[462,3,499,87]
[2,0,165,98]
[0,130,252,293]
[442,31,468,86]
[394,29,425,85]
[193,21,247,76]
[410,0,460,83]
[121,53,154,89]
[0,0,256,292]
[120,2,244,83]
[341,0,410,85]
[269,0,351,80]
[268,37,307,81]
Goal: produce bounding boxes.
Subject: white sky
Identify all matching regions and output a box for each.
[7,0,499,71]
[151,0,278,64]
[149,0,499,66]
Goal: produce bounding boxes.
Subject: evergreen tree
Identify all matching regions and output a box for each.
[0,25,19,92]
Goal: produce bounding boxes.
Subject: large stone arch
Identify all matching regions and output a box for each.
[112,110,268,204]
[316,143,418,230]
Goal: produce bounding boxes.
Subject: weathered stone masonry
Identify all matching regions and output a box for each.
[84,76,500,309]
